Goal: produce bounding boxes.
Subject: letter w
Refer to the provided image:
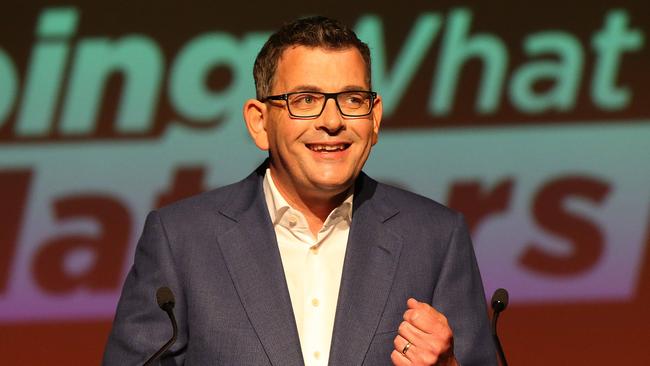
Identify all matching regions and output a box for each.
[355,14,442,116]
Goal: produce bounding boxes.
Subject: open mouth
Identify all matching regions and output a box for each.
[305,143,351,152]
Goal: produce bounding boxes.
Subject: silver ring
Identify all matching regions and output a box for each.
[401,341,411,355]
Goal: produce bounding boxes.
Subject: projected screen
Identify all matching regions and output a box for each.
[1,1,648,364]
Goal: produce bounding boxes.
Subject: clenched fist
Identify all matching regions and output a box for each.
[391,298,458,366]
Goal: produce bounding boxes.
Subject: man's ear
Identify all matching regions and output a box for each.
[371,95,383,145]
[243,99,269,150]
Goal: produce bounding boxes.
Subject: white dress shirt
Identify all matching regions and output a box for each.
[263,169,352,366]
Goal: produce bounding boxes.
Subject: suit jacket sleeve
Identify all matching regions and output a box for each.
[103,210,187,365]
[432,212,496,366]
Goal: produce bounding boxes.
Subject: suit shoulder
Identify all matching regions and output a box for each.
[375,181,462,226]
[157,181,240,215]
[152,172,260,231]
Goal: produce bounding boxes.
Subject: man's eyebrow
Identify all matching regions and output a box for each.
[340,85,371,92]
[286,84,371,93]
[287,85,322,93]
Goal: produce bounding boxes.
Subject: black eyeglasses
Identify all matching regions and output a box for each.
[261,90,377,118]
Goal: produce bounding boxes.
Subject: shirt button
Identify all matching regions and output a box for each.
[288,215,297,226]
[314,351,321,359]
[310,246,319,255]
[311,298,320,307]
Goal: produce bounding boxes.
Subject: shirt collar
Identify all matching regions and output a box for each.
[262,168,353,226]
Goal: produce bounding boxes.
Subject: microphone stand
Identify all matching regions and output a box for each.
[491,288,509,366]
[143,287,179,366]
[491,308,508,366]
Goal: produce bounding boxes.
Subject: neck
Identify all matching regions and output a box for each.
[269,169,351,234]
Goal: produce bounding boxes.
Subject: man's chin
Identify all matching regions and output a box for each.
[309,177,356,195]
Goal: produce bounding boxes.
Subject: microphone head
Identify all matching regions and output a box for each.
[156,286,175,311]
[491,288,509,313]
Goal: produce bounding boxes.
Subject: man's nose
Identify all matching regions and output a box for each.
[316,98,344,134]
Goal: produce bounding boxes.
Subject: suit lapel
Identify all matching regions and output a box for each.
[328,174,403,366]
[215,168,304,366]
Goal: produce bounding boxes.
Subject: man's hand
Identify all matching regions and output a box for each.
[391,298,458,366]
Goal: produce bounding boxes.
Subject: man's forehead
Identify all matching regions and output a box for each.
[272,45,369,91]
[276,45,364,65]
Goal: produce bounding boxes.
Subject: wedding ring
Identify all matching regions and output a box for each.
[401,341,412,355]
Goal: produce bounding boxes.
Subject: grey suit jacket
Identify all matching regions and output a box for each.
[103,165,496,365]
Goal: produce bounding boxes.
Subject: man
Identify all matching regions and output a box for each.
[104,16,496,366]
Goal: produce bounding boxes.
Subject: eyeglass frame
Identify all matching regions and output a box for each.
[260,90,378,118]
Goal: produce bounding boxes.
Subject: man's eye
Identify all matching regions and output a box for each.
[347,96,362,104]
[291,94,320,107]
[343,93,366,106]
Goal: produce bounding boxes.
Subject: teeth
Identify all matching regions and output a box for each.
[308,144,347,152]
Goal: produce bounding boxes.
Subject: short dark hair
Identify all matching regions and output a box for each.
[253,16,372,100]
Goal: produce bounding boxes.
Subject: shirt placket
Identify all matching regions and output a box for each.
[304,230,328,365]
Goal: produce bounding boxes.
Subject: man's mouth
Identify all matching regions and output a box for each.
[305,143,351,152]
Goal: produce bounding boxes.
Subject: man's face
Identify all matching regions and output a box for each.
[260,45,382,201]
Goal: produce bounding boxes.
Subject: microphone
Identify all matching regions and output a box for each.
[491,288,509,366]
[143,287,178,366]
